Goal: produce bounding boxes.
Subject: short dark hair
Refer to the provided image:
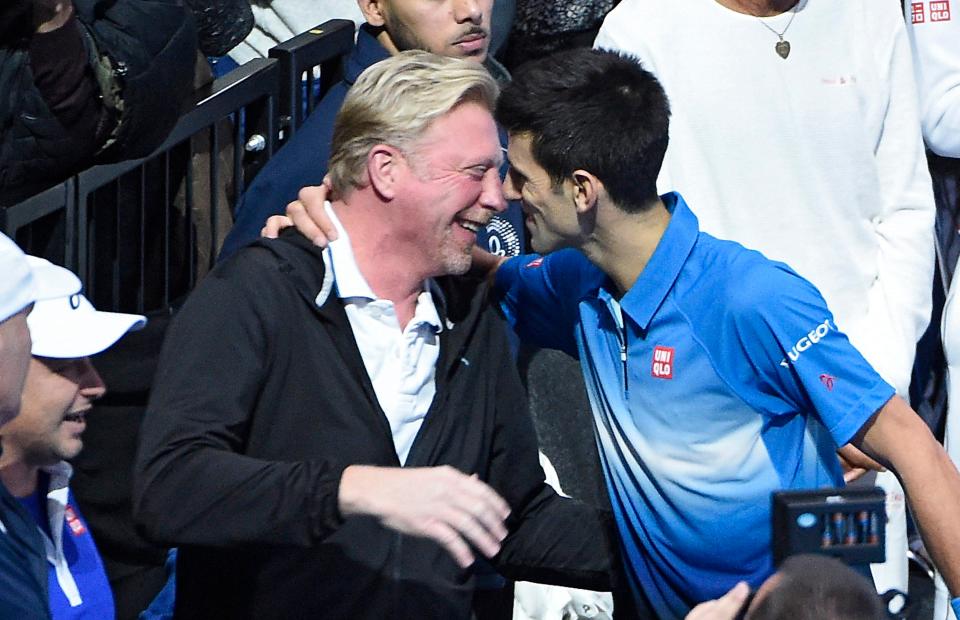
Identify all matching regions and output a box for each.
[495,48,670,213]
[749,555,887,620]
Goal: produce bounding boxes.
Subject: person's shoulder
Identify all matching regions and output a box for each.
[684,234,810,312]
[213,231,327,296]
[599,0,689,33]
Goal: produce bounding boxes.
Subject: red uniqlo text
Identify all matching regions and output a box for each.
[911,2,925,22]
[651,346,674,379]
[931,0,951,21]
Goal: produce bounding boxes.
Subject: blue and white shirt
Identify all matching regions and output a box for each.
[19,464,114,620]
[494,193,895,619]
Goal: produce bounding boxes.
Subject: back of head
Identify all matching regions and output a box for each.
[495,48,671,214]
[328,50,499,193]
[749,555,887,620]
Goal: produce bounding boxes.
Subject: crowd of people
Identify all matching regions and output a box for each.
[2,0,960,619]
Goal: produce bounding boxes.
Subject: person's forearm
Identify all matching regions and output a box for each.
[470,246,508,283]
[858,397,960,595]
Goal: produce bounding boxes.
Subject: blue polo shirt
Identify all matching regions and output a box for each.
[19,479,114,620]
[494,192,895,619]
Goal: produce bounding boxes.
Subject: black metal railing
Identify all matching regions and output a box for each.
[2,19,356,315]
[270,19,354,140]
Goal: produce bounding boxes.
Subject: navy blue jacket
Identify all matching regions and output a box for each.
[0,479,51,619]
[219,25,525,262]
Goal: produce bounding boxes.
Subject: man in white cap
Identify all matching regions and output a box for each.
[0,233,81,619]
[0,256,145,620]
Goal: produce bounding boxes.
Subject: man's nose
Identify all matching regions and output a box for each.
[501,172,521,201]
[481,168,507,212]
[454,0,483,23]
[78,357,107,401]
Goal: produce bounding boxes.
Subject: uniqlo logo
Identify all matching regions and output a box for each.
[651,346,674,379]
[911,2,925,22]
[64,506,87,537]
[931,0,951,21]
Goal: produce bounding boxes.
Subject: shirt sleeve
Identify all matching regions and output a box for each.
[494,249,604,358]
[905,0,960,157]
[722,260,896,447]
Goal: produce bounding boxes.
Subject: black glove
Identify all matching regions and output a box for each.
[182,0,254,57]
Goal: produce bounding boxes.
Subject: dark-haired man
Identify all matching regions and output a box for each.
[273,48,960,620]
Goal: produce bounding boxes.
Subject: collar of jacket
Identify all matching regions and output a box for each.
[249,230,490,386]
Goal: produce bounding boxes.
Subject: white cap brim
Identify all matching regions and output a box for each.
[28,294,146,358]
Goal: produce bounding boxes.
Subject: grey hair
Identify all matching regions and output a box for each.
[327,50,499,191]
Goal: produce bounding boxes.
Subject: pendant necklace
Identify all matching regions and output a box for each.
[755,2,799,59]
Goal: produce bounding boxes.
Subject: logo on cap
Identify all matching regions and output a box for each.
[652,345,674,379]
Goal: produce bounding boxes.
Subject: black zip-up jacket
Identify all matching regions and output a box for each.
[133,232,615,619]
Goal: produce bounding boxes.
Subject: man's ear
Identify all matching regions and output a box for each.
[357,0,386,27]
[366,144,403,200]
[571,170,602,215]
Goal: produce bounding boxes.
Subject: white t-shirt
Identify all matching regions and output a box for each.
[905,0,960,157]
[595,0,935,395]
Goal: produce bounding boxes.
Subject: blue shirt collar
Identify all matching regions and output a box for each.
[614,192,699,331]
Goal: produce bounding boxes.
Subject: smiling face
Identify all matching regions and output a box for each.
[0,356,106,467]
[503,132,581,254]
[396,100,506,276]
[363,0,492,61]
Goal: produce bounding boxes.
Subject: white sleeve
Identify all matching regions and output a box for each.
[905,1,960,157]
[848,1,936,395]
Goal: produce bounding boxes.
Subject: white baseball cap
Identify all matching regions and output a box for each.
[0,234,82,323]
[25,257,146,358]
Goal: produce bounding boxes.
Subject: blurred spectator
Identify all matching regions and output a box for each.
[595,0,935,597]
[905,0,960,159]
[226,0,363,68]
[183,0,253,58]
[0,258,145,620]
[0,234,83,620]
[0,0,198,205]
[499,0,618,71]
[686,555,887,620]
[905,10,960,617]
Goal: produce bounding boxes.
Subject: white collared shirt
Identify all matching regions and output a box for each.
[323,203,442,465]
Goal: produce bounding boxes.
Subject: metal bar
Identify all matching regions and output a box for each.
[233,111,243,206]
[185,145,195,291]
[209,123,220,272]
[138,164,147,314]
[112,180,121,310]
[163,150,171,307]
